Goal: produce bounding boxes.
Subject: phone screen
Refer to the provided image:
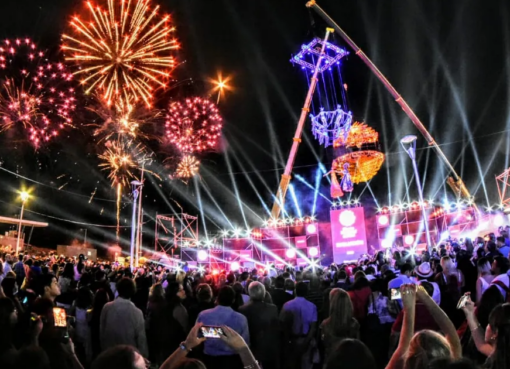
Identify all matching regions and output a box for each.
[390,288,402,300]
[53,307,67,328]
[199,326,224,339]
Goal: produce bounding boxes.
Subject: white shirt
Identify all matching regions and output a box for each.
[492,273,510,299]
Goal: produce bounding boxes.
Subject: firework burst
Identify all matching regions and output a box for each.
[175,154,200,179]
[88,94,159,143]
[165,96,223,154]
[0,39,77,146]
[63,0,179,106]
[98,138,146,187]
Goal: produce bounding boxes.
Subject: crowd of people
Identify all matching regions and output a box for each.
[1,227,510,369]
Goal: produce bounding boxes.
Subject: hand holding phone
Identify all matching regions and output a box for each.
[53,307,67,328]
[390,288,402,300]
[198,326,225,339]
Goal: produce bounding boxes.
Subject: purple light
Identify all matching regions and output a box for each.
[197,250,208,261]
[306,224,317,234]
[308,247,319,257]
[286,249,296,259]
[290,37,349,73]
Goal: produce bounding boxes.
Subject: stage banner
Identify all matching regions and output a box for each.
[330,207,368,263]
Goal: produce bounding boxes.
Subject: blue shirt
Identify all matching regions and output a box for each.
[197,305,249,356]
[281,297,317,336]
[388,275,415,290]
[499,245,510,258]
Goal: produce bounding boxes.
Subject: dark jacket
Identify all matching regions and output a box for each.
[270,288,293,313]
[239,301,280,362]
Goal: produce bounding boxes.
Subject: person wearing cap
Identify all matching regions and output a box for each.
[414,262,441,305]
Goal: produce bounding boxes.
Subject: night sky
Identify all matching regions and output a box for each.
[0,0,509,252]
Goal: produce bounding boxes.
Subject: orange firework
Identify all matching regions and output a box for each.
[62,0,178,106]
[175,155,200,179]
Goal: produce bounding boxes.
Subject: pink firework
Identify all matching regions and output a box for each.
[0,38,77,146]
[165,97,223,154]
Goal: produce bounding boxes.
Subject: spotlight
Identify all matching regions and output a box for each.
[494,214,505,227]
[381,239,392,248]
[231,261,240,271]
[285,249,296,259]
[306,224,317,234]
[378,215,389,226]
[197,250,208,261]
[221,230,230,238]
[233,228,241,237]
[404,235,415,246]
[197,266,205,273]
[381,206,389,214]
[391,205,400,213]
[308,247,319,257]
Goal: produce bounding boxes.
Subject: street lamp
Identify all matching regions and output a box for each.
[400,135,432,252]
[130,180,143,271]
[16,191,30,256]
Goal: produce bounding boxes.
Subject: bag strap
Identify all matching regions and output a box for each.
[492,280,510,292]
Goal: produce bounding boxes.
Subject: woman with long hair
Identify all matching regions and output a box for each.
[324,339,376,369]
[462,299,510,368]
[320,288,359,363]
[386,284,461,369]
[476,258,494,304]
[88,289,110,360]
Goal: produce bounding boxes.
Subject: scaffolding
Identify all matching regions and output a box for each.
[154,214,199,260]
[496,168,510,209]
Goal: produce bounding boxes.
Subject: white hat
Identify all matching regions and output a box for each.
[415,262,433,278]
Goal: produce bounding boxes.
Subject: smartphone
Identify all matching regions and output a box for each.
[199,326,225,339]
[390,288,402,300]
[457,294,470,310]
[53,307,67,328]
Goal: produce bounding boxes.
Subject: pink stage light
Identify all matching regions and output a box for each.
[306,224,317,234]
[308,247,319,257]
[404,235,415,246]
[197,250,208,261]
[230,261,240,271]
[378,215,389,226]
[381,239,392,248]
[285,249,296,259]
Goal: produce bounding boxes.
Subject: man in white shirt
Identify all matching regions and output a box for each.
[100,277,148,357]
[415,262,441,305]
[491,256,510,300]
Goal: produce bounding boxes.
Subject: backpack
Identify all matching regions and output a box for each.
[491,280,510,303]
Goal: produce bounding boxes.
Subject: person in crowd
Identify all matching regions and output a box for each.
[388,263,414,290]
[38,273,61,303]
[347,275,372,322]
[325,339,377,369]
[72,287,94,365]
[364,266,376,281]
[3,254,13,277]
[459,286,503,365]
[187,283,215,325]
[197,285,250,368]
[100,277,148,357]
[284,278,295,296]
[333,270,350,290]
[386,284,461,369]
[476,258,494,304]
[13,254,25,288]
[496,236,510,258]
[91,270,114,300]
[232,282,248,310]
[485,242,502,260]
[281,281,318,369]
[415,262,441,305]
[239,281,279,369]
[490,256,510,300]
[270,276,292,313]
[320,288,359,363]
[462,296,510,368]
[88,289,110,360]
[435,256,464,327]
[0,260,4,286]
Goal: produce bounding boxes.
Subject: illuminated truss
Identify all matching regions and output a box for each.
[291,38,349,73]
[496,168,510,208]
[309,106,353,147]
